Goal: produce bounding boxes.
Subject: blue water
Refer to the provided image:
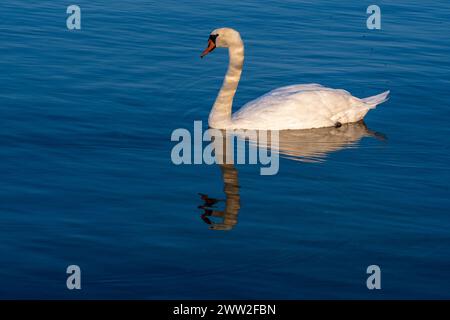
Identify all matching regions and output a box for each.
[1,0,449,299]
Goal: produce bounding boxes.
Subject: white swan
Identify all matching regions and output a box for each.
[201,28,390,130]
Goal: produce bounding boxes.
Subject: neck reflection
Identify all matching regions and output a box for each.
[198,164,240,231]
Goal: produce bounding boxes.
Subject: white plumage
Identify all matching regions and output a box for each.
[232,84,389,130]
[201,28,390,130]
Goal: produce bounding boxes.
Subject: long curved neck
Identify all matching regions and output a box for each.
[209,43,244,128]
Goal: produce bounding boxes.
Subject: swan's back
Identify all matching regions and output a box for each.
[231,84,386,130]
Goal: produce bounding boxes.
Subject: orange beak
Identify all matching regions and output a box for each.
[200,39,216,58]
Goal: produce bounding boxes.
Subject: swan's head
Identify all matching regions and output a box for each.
[200,28,242,58]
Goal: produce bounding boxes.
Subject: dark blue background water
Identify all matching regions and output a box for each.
[1,0,449,298]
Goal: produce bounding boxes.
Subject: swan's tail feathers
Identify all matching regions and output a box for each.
[362,90,390,109]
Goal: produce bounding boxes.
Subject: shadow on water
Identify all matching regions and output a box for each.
[197,121,386,230]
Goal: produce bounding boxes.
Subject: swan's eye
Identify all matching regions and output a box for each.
[209,34,219,44]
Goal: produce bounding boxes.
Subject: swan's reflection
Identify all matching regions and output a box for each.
[198,121,385,230]
[250,121,385,163]
[198,164,240,231]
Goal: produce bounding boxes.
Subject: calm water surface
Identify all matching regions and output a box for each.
[0,0,449,298]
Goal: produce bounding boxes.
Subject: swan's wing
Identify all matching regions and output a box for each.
[266,83,325,95]
[231,84,365,130]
